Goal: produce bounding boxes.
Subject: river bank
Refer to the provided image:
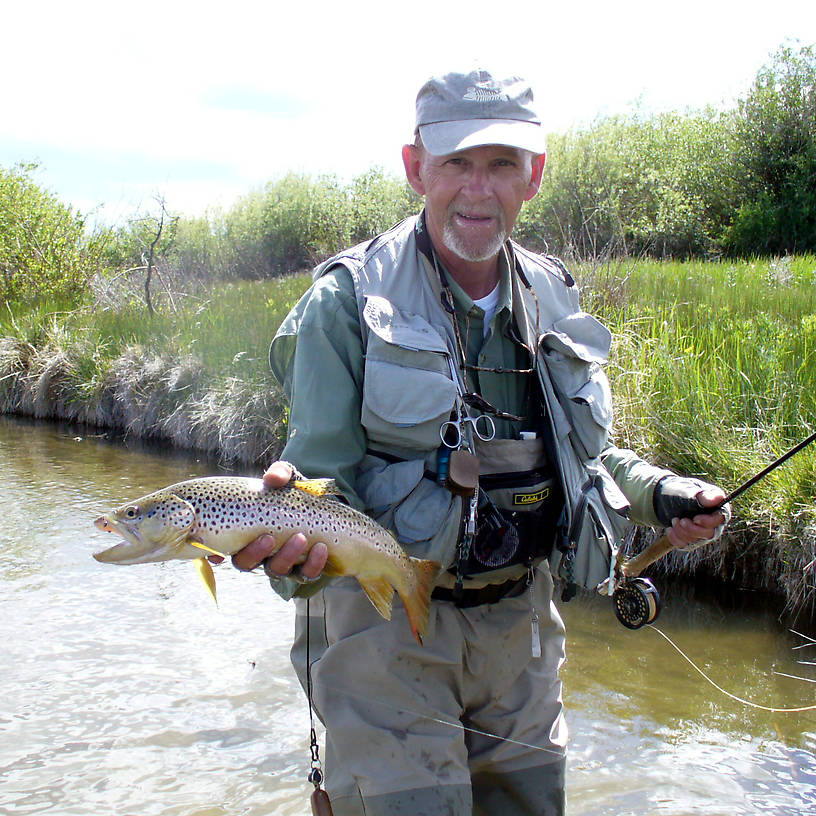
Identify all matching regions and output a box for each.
[0,329,811,626]
[0,335,285,468]
[3,256,816,621]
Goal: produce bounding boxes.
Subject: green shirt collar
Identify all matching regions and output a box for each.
[440,247,514,328]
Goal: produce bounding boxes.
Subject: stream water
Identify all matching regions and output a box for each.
[1,415,815,815]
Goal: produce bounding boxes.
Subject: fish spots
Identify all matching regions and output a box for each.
[108,475,397,562]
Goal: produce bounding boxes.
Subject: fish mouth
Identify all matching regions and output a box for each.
[93,516,162,564]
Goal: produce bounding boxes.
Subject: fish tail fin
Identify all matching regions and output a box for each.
[359,577,394,621]
[194,557,218,607]
[399,559,442,647]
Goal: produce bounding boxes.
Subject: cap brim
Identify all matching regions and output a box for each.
[418,119,547,156]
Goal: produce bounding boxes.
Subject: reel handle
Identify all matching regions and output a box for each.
[620,534,673,578]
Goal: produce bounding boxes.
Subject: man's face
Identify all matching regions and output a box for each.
[402,143,545,265]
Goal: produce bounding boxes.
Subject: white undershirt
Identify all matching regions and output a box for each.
[473,284,501,337]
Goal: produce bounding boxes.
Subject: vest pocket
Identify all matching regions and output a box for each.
[565,476,630,589]
[538,312,614,460]
[361,299,457,452]
[356,455,461,567]
[362,359,457,450]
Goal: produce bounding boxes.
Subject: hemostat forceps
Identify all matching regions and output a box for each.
[439,404,496,449]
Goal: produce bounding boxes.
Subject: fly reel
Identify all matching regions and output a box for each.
[612,577,661,629]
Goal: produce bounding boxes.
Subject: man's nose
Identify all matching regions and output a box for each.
[461,166,491,197]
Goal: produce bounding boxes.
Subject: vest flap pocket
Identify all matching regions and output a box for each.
[394,475,458,551]
[538,313,614,460]
[557,475,630,590]
[363,295,449,354]
[545,312,612,363]
[585,461,630,515]
[364,361,457,434]
[356,456,426,512]
[358,457,461,568]
[573,376,613,430]
[362,300,456,451]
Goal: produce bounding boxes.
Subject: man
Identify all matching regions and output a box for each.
[232,68,729,815]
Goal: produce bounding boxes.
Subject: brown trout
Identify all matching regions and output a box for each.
[94,476,440,644]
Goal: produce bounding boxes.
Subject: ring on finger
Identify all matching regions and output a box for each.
[263,558,287,580]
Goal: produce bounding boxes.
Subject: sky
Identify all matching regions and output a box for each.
[2,0,815,226]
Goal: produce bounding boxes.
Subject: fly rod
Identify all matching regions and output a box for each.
[613,428,816,628]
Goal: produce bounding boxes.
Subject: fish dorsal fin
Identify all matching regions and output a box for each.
[291,478,341,497]
[194,557,218,607]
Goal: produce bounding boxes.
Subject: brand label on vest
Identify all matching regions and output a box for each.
[513,487,550,506]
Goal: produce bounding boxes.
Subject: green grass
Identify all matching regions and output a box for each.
[0,273,313,466]
[592,255,816,461]
[576,255,816,614]
[3,256,816,616]
[3,273,311,379]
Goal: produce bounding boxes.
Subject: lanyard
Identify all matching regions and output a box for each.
[430,245,536,425]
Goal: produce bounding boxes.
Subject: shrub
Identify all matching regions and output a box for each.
[0,163,108,305]
[724,42,816,255]
[518,110,735,260]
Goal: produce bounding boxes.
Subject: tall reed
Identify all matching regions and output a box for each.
[584,255,816,615]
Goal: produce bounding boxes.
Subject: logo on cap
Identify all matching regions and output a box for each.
[462,82,510,103]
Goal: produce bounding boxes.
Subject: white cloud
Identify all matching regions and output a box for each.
[2,0,814,221]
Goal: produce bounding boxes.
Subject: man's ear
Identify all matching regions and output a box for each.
[523,152,546,202]
[402,143,426,197]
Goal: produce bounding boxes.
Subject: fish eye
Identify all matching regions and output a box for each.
[124,506,140,519]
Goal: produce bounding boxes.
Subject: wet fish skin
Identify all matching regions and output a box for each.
[93,476,440,644]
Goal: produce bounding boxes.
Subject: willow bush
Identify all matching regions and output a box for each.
[0,163,109,305]
[518,109,737,259]
[724,43,816,256]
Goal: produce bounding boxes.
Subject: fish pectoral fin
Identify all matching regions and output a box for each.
[291,478,341,497]
[187,539,227,558]
[358,577,394,621]
[194,557,218,607]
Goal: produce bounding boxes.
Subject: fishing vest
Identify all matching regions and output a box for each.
[270,215,631,591]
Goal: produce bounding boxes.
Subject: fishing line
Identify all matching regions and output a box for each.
[647,624,816,713]
[791,628,816,650]
[317,680,565,758]
[302,627,814,764]
[774,671,816,685]
[302,628,812,771]
[375,700,565,758]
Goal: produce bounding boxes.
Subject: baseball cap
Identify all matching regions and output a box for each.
[414,68,546,156]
